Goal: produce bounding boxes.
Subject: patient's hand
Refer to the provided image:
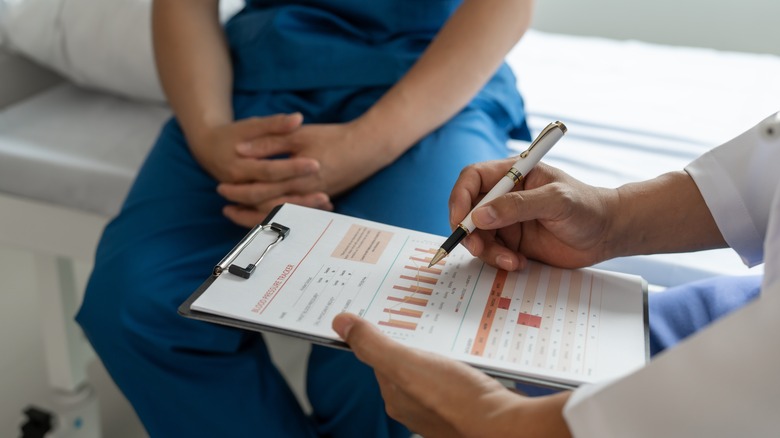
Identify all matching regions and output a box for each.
[189,114,316,184]
[189,114,335,227]
[277,122,395,195]
[219,120,395,226]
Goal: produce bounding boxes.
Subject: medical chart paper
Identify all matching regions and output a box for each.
[185,204,648,388]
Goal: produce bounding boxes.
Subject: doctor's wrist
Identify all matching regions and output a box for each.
[498,391,572,438]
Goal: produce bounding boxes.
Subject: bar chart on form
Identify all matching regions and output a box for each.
[379,247,444,334]
[365,241,603,379]
[365,241,479,342]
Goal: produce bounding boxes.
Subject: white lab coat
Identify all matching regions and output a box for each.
[563,112,780,437]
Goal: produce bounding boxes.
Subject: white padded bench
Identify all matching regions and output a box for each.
[0,83,169,218]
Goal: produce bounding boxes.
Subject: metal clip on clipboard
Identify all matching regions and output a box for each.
[213,222,290,279]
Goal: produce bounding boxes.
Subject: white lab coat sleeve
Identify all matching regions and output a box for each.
[685,111,780,266]
[563,111,780,437]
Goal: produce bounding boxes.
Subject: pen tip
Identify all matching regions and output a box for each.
[429,249,447,267]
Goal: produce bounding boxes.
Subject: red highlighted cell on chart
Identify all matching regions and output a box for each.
[517,312,542,328]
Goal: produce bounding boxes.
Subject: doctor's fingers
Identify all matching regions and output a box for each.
[333,313,498,401]
[463,226,527,272]
[333,314,411,374]
[373,371,463,438]
[471,182,583,231]
[333,314,512,436]
[448,157,518,229]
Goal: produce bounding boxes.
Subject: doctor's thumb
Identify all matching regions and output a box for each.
[333,313,358,339]
[333,313,404,371]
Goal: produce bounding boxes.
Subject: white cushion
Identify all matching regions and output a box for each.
[0,0,68,74]
[0,0,244,103]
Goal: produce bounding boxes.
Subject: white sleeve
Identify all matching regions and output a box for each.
[684,111,780,266]
[563,111,780,437]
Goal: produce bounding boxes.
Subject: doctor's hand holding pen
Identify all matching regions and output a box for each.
[449,160,724,273]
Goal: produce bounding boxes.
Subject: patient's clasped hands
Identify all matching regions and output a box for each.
[204,113,396,228]
[186,113,324,226]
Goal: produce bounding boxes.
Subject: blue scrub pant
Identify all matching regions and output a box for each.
[648,274,762,355]
[76,86,526,437]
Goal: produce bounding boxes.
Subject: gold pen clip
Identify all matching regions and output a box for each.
[519,121,567,158]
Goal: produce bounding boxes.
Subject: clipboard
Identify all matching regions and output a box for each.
[179,203,649,389]
[178,205,352,350]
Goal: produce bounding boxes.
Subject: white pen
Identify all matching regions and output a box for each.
[428,121,567,267]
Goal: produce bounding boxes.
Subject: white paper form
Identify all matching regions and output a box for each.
[190,204,647,387]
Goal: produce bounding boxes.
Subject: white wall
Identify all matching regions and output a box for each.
[532,0,780,56]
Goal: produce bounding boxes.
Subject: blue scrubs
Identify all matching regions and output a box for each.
[76,1,529,436]
[648,274,762,355]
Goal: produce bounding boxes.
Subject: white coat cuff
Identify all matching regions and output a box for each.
[685,148,764,266]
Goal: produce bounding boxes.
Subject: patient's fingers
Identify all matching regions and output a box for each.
[219,157,322,201]
[222,193,333,228]
[230,156,319,184]
[234,115,304,159]
[233,113,303,140]
[217,176,326,206]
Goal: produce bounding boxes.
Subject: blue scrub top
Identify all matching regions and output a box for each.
[225,0,526,133]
